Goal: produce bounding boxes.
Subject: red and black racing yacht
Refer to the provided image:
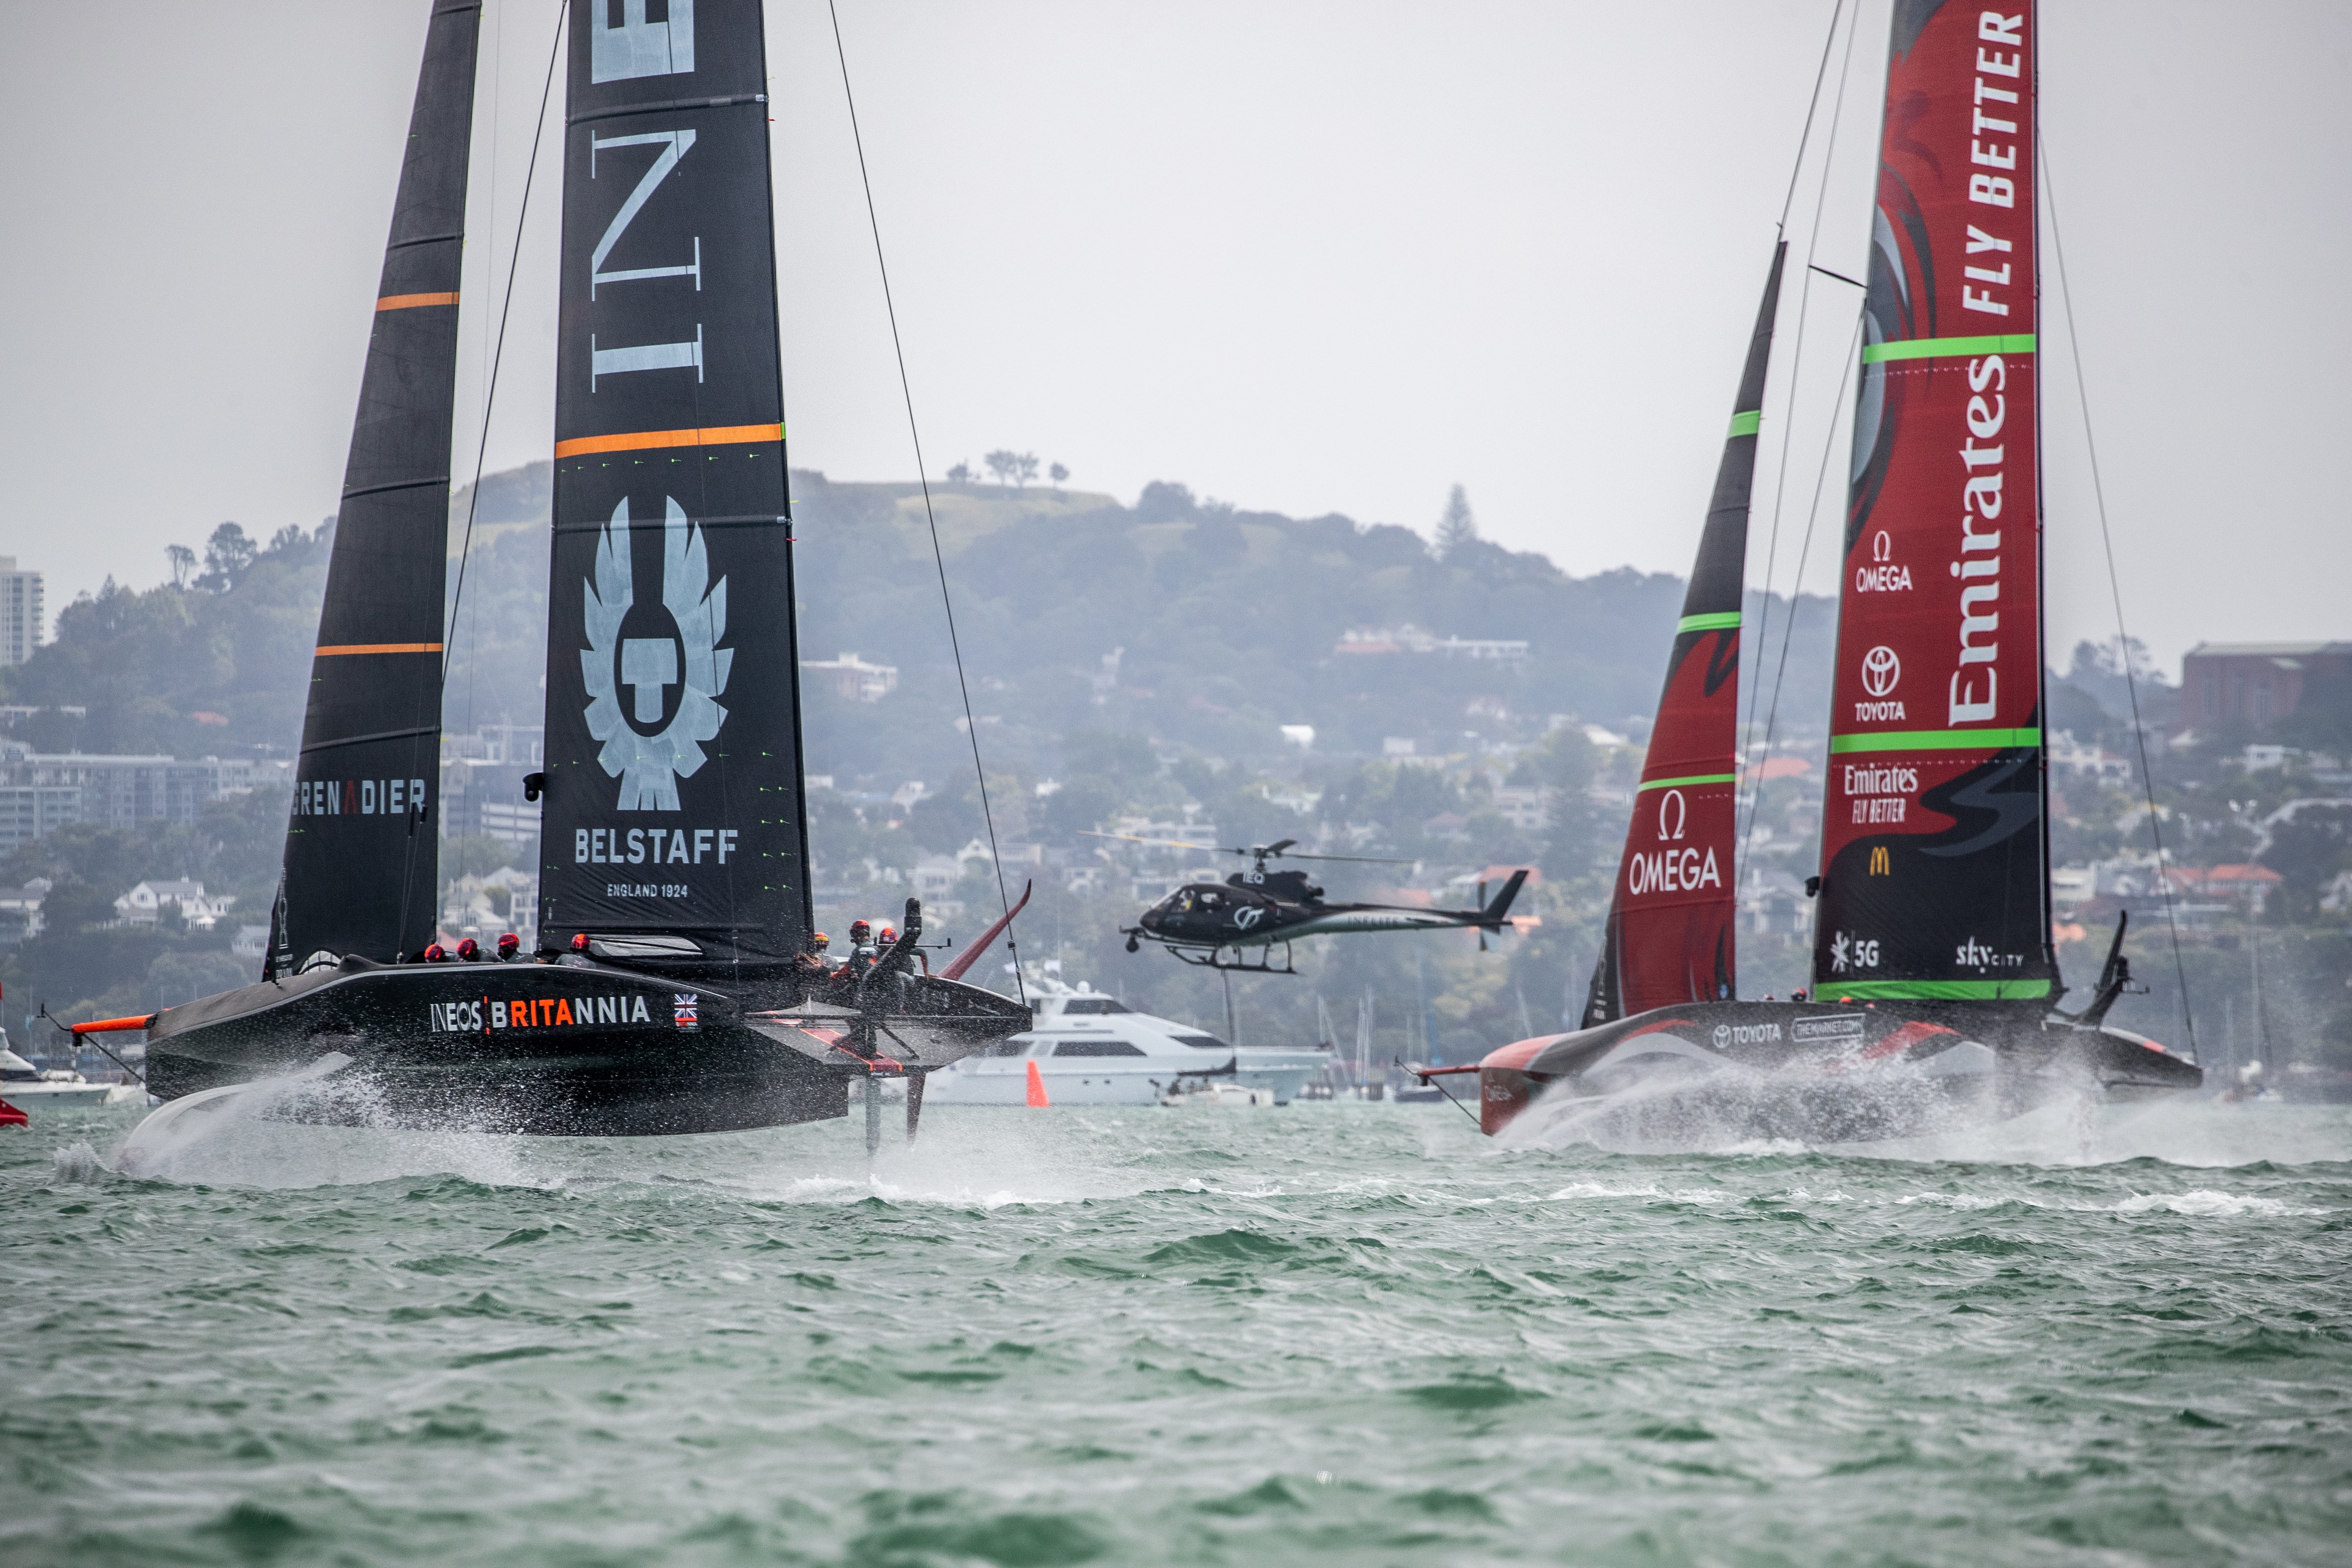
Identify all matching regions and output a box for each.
[1439,1,2198,1139]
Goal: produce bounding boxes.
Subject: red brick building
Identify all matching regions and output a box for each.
[2180,642,2352,730]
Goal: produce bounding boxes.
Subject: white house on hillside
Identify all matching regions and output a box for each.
[115,879,235,928]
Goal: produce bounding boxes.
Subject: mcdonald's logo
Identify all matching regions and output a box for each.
[1868,846,1891,876]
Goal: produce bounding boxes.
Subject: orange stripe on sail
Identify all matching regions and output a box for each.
[315,642,443,656]
[553,422,784,459]
[376,292,460,311]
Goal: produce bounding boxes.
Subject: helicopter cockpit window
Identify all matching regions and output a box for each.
[1196,889,1227,911]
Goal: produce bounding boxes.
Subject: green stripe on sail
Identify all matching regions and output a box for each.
[1862,333,2036,364]
[1822,979,2054,1002]
[1676,612,1742,634]
[1726,409,1762,438]
[1637,773,1737,792]
[1829,728,2040,754]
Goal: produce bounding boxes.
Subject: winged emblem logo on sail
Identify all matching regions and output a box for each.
[581,497,732,809]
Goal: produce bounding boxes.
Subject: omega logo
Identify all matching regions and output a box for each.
[1657,788,1688,842]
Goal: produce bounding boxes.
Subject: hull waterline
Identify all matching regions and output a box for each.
[1474,999,2201,1142]
[143,955,1025,1138]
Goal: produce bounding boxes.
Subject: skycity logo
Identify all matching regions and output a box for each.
[582,498,732,810]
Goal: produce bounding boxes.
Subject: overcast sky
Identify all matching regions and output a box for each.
[3,1,2346,676]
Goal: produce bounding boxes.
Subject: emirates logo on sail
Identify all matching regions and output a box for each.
[1951,353,2006,724]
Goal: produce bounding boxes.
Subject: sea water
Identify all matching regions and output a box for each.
[3,1091,2348,1566]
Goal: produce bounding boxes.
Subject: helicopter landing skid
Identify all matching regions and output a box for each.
[1167,941,1298,976]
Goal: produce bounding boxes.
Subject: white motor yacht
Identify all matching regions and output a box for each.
[923,979,1323,1106]
[1,1041,129,1110]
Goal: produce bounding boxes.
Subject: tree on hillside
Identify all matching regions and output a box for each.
[198,522,256,592]
[166,544,196,590]
[1434,484,1478,558]
[985,450,1040,489]
[1050,462,1069,490]
[36,878,115,935]
[946,461,973,484]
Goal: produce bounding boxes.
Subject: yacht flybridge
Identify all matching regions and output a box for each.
[90,0,1026,1138]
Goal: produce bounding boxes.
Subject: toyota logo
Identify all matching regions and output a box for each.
[1860,645,1901,698]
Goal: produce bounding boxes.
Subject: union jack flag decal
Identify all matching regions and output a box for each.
[673,993,700,1030]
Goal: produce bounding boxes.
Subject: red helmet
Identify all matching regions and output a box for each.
[812,932,830,948]
[849,920,872,944]
[456,938,480,961]
[423,943,447,962]
[496,933,520,958]
[571,932,591,953]
[879,926,897,945]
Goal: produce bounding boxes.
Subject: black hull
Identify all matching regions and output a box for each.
[1478,999,2201,1141]
[145,956,1027,1138]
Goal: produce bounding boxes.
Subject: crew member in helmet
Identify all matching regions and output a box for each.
[795,932,832,980]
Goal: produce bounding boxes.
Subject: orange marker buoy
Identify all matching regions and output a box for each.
[1025,1058,1051,1108]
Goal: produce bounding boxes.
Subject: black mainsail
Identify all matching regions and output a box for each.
[535,0,812,964]
[269,0,482,975]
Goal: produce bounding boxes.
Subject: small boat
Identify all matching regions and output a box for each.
[0,1044,119,1111]
[923,979,1320,1106]
[1160,1078,1276,1109]
[103,0,1025,1140]
[1457,1,2199,1141]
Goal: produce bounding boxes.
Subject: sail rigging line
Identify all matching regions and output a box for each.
[1737,0,1861,878]
[1736,308,1864,893]
[1775,0,1848,229]
[825,0,1024,1005]
[441,1,565,683]
[2040,135,2198,1053]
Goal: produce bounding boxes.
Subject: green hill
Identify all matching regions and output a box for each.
[4,466,1845,1057]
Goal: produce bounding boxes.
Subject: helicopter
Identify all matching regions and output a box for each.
[1099,833,1532,975]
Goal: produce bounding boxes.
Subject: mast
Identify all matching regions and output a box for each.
[1583,245,1786,1026]
[268,0,483,975]
[1812,1,2052,1004]
[535,0,813,964]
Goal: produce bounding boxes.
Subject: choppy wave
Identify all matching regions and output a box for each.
[7,1094,2346,1565]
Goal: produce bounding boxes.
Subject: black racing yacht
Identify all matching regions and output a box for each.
[96,0,1025,1137]
[1437,0,2199,1140]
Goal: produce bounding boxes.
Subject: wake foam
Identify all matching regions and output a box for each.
[48,1140,108,1185]
[109,1064,548,1191]
[1504,1074,2352,1169]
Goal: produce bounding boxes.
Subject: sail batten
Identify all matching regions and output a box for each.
[268,0,482,974]
[1812,0,2052,1004]
[536,0,812,963]
[1583,243,1786,1028]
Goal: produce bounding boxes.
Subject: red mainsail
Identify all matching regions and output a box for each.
[1584,245,1785,1026]
[1813,2,2052,1003]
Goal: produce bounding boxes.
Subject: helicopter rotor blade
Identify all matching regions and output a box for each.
[1079,830,1239,854]
[1278,851,1420,865]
